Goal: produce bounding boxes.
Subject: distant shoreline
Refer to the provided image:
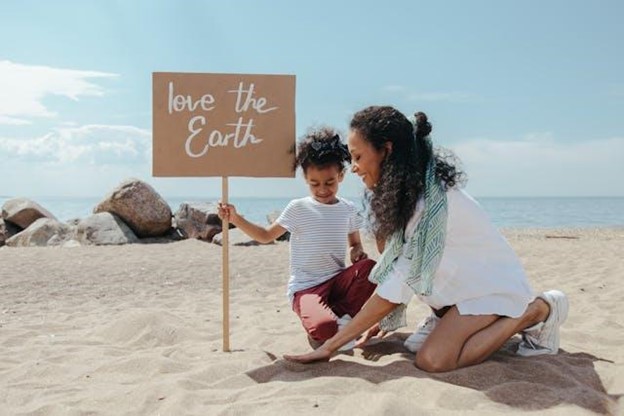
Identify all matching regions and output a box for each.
[2,195,624,199]
[2,195,624,228]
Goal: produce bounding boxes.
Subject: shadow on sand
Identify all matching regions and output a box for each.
[247,334,620,415]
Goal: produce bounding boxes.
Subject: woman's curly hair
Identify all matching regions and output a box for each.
[350,106,465,241]
[295,126,351,173]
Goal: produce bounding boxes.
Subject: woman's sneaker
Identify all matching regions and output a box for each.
[517,290,569,356]
[403,312,440,353]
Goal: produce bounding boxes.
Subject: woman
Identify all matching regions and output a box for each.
[284,106,568,372]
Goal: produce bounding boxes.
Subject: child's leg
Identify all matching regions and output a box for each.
[329,259,377,318]
[292,279,339,342]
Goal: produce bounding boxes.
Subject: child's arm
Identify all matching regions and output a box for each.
[218,203,287,244]
[348,231,368,263]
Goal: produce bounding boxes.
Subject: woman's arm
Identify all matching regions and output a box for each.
[283,294,399,363]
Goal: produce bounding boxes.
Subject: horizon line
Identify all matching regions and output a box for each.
[2,194,624,200]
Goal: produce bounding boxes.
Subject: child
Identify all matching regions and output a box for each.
[218,127,376,348]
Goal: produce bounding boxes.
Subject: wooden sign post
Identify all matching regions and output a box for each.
[152,72,296,351]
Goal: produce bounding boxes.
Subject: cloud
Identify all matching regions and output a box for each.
[450,134,624,196]
[0,124,152,166]
[0,115,31,125]
[0,60,118,125]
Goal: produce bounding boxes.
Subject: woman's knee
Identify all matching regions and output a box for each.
[414,348,456,373]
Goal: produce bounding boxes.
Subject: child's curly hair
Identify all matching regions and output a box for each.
[295,127,351,172]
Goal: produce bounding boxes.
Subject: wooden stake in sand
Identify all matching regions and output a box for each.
[222,177,230,352]
[152,72,296,352]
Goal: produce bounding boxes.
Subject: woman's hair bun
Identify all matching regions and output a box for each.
[413,111,432,139]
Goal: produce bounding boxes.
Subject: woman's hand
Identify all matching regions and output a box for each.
[285,295,399,365]
[354,323,388,348]
[283,344,333,364]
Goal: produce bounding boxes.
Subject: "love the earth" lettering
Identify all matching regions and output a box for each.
[167,81,278,158]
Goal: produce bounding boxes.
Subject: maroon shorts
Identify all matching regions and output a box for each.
[292,259,376,341]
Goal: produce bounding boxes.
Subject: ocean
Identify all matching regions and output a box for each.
[1,195,623,229]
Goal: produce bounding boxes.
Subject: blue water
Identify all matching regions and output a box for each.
[477,197,624,228]
[1,195,623,228]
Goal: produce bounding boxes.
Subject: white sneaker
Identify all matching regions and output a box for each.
[517,290,569,357]
[403,312,440,353]
[337,314,355,351]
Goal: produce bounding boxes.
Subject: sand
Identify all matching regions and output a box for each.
[1,228,622,415]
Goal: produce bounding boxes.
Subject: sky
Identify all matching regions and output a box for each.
[1,0,623,199]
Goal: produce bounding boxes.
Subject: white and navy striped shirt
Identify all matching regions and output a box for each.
[276,196,364,301]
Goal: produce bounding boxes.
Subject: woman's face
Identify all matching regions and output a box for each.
[347,129,388,190]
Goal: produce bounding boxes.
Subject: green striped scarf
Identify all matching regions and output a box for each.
[368,162,448,331]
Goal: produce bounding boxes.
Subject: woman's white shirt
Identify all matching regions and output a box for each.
[375,188,533,318]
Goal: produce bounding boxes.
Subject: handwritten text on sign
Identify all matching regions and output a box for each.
[168,82,277,157]
[153,73,295,177]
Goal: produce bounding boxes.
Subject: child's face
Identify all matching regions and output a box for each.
[348,129,388,190]
[304,164,344,204]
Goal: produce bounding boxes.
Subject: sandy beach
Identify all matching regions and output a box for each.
[1,228,622,415]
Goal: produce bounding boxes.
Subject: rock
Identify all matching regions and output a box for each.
[1,218,22,246]
[266,210,281,224]
[174,202,224,241]
[75,212,139,246]
[0,219,6,246]
[61,239,82,248]
[0,218,23,246]
[5,218,71,247]
[266,210,290,241]
[138,228,185,244]
[94,179,172,238]
[1,197,57,229]
[67,218,81,226]
[212,228,274,246]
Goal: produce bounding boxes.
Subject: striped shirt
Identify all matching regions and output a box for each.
[276,196,364,301]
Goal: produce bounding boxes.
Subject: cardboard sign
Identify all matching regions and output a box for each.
[152,72,296,177]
